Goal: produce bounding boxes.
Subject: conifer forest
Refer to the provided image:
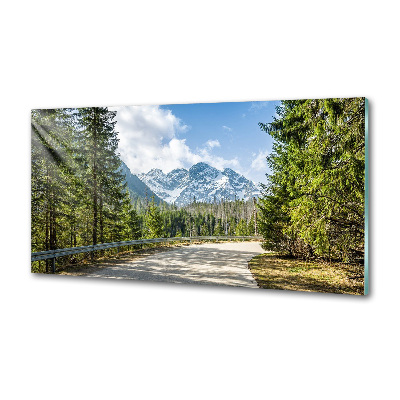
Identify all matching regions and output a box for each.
[258,98,365,263]
[31,98,366,274]
[31,107,259,272]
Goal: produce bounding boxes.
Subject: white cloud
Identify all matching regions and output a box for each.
[222,125,232,132]
[112,105,240,174]
[249,101,270,112]
[251,149,269,171]
[199,146,240,171]
[205,139,220,149]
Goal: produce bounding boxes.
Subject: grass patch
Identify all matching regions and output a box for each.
[248,252,364,295]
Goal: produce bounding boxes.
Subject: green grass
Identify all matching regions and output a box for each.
[248,253,364,295]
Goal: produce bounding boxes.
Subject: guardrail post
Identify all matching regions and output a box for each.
[52,257,56,274]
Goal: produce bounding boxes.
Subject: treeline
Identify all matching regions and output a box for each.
[146,197,258,238]
[105,196,258,240]
[31,107,258,272]
[258,98,365,262]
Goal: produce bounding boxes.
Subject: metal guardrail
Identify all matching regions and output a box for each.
[31,235,263,273]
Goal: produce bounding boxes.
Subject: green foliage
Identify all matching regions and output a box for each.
[213,221,224,236]
[144,197,164,239]
[134,198,256,238]
[247,214,255,236]
[31,107,262,272]
[31,107,141,272]
[228,217,236,235]
[236,219,248,236]
[124,204,141,240]
[175,229,182,237]
[258,98,365,261]
[200,223,209,236]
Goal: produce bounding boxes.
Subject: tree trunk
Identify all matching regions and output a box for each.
[92,108,98,247]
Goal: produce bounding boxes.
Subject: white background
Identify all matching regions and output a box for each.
[1,1,399,399]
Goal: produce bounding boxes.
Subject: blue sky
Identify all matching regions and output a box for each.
[112,100,280,185]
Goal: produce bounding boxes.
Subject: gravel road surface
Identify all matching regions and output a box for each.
[83,241,264,288]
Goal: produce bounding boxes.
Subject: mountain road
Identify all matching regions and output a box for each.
[80,241,264,288]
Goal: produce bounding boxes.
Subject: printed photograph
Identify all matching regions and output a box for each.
[31,98,367,295]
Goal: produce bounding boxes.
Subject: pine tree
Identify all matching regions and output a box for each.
[258,98,365,261]
[214,221,224,236]
[236,219,248,236]
[248,214,255,236]
[144,197,164,238]
[175,229,182,237]
[77,107,128,246]
[31,108,77,271]
[200,223,209,236]
[31,106,138,271]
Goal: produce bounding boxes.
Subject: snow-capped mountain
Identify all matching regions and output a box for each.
[138,162,260,206]
[120,160,163,204]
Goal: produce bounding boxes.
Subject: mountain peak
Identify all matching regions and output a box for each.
[138,162,260,206]
[119,161,163,204]
[192,162,209,168]
[169,167,188,173]
[222,167,238,175]
[189,162,213,171]
[189,162,219,178]
[148,168,164,175]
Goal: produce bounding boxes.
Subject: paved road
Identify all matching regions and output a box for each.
[83,241,264,288]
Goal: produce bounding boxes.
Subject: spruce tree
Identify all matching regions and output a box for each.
[77,107,128,246]
[236,219,248,236]
[258,98,365,261]
[31,108,77,271]
[144,197,164,238]
[200,223,209,236]
[214,221,224,236]
[31,106,138,271]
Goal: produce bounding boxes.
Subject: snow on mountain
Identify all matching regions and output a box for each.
[138,162,260,206]
[120,161,163,204]
[137,167,189,203]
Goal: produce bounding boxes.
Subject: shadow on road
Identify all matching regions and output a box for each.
[85,243,263,288]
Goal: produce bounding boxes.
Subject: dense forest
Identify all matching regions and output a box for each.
[31,107,258,272]
[257,98,365,263]
[32,99,365,272]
